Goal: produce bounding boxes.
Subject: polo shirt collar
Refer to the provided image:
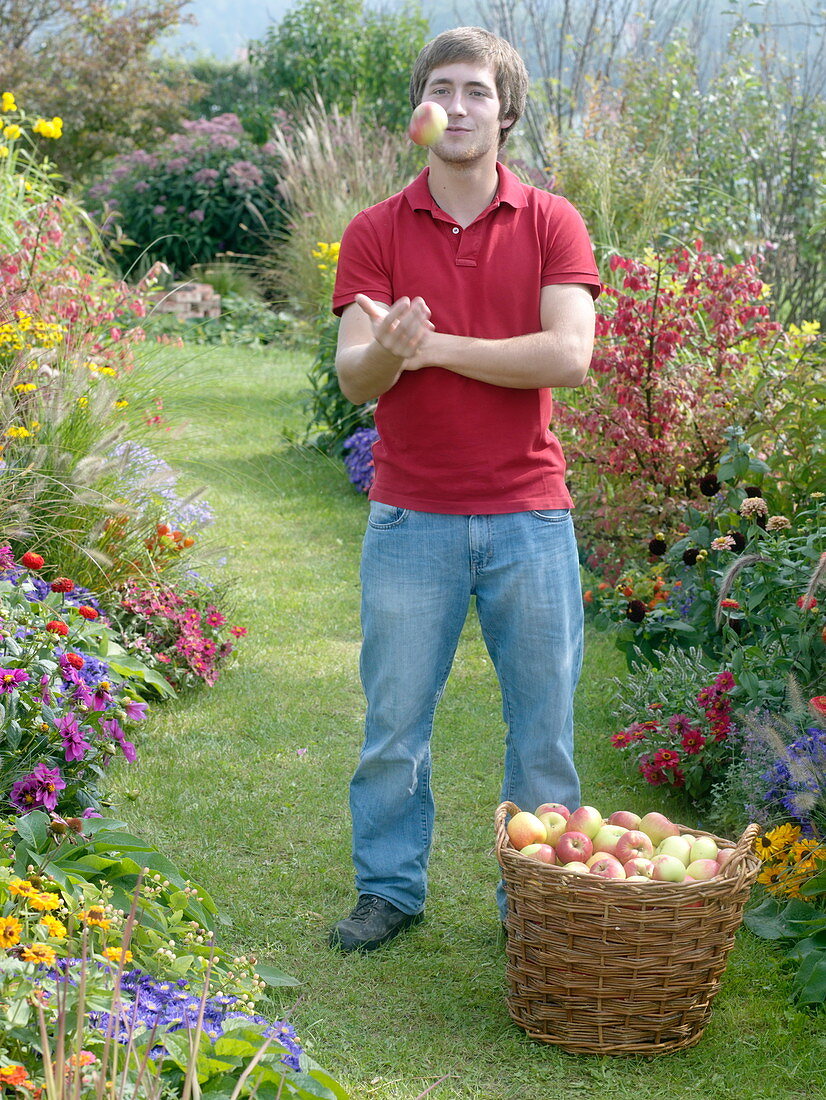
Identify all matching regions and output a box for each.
[404,162,529,216]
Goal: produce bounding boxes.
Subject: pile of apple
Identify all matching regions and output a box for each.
[506,803,733,883]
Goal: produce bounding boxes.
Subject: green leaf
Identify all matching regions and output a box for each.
[107,656,177,697]
[13,811,50,851]
[792,951,826,1006]
[744,897,786,939]
[254,962,301,988]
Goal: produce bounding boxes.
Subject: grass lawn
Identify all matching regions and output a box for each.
[111,344,824,1100]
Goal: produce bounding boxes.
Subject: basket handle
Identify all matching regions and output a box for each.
[494,800,521,858]
[719,822,760,879]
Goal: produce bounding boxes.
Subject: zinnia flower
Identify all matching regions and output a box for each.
[625,599,647,623]
[20,943,57,965]
[648,534,667,556]
[699,474,721,497]
[766,515,791,532]
[46,620,69,635]
[740,496,769,520]
[0,915,22,948]
[20,551,44,569]
[0,667,28,693]
[711,535,736,551]
[78,605,99,620]
[682,548,701,566]
[50,577,75,593]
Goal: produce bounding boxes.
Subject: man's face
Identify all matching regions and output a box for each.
[420,61,513,164]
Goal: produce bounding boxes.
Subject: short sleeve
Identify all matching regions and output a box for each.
[540,197,601,300]
[332,212,393,316]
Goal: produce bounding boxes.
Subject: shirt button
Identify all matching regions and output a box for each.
[452,226,460,234]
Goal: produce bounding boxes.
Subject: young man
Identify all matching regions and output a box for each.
[329,26,601,952]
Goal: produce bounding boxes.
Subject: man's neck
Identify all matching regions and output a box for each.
[426,156,500,229]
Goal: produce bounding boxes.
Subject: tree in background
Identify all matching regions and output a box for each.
[248,0,428,133]
[0,0,198,182]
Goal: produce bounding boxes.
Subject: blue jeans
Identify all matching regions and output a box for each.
[350,505,583,918]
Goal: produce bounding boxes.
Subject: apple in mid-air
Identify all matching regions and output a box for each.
[408,101,449,146]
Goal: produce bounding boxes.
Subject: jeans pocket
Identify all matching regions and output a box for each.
[367,502,409,529]
[530,508,571,523]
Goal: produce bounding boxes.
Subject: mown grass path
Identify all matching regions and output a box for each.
[112,345,824,1100]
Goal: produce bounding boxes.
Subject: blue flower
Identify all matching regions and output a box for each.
[342,428,378,494]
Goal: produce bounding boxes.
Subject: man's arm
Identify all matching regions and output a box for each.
[335,282,596,404]
[335,294,433,405]
[402,283,596,389]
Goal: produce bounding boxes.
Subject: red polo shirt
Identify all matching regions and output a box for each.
[332,163,601,513]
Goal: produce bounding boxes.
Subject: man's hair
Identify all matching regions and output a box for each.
[409,26,529,148]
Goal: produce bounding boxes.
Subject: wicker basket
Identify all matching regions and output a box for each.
[495,801,760,1055]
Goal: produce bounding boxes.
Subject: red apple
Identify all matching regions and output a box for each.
[506,811,547,850]
[566,805,603,839]
[555,830,593,864]
[408,101,449,146]
[615,830,655,863]
[623,856,655,879]
[716,847,735,871]
[639,811,680,847]
[537,811,568,846]
[608,809,641,830]
[685,858,719,881]
[651,853,687,882]
[535,802,570,821]
[656,835,693,866]
[520,843,557,864]
[588,854,626,879]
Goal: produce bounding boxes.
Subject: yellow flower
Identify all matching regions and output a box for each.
[33,116,63,139]
[1,92,17,113]
[8,877,38,899]
[20,942,57,965]
[0,915,23,948]
[757,865,785,889]
[40,914,67,939]
[761,823,801,857]
[0,145,8,158]
[77,395,88,408]
[4,425,30,439]
[103,946,133,966]
[115,399,129,409]
[13,382,37,393]
[3,123,21,140]
[28,889,61,912]
[78,905,111,931]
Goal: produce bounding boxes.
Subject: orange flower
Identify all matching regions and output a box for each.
[0,1065,34,1088]
[0,915,23,948]
[20,943,57,965]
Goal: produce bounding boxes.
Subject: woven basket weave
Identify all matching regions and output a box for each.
[495,801,760,1055]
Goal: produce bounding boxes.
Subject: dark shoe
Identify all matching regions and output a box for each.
[329,894,424,953]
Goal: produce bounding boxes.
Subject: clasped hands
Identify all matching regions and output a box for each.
[354,293,436,372]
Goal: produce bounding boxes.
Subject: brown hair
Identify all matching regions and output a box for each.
[409,26,529,148]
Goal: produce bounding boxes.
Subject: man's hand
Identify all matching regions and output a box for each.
[354,293,434,363]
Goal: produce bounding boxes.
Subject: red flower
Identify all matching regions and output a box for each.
[583,589,593,604]
[45,620,69,635]
[797,595,818,611]
[611,729,636,747]
[810,696,826,716]
[66,652,84,669]
[720,598,740,610]
[77,606,99,620]
[681,731,706,755]
[50,577,75,594]
[653,748,682,769]
[20,551,45,570]
[229,625,247,638]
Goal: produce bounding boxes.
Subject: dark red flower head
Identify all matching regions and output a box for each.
[699,475,721,497]
[730,531,746,552]
[648,536,667,556]
[682,548,701,566]
[744,486,763,498]
[45,620,69,636]
[20,552,45,570]
[50,577,75,594]
[626,599,647,623]
[77,606,99,620]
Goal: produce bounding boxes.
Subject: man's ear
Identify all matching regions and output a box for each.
[500,117,515,131]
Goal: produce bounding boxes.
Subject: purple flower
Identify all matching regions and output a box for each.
[227,160,263,192]
[123,699,148,721]
[10,764,66,812]
[0,667,29,693]
[343,428,378,493]
[152,205,166,217]
[0,544,15,570]
[188,209,205,223]
[56,712,93,762]
[102,717,137,763]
